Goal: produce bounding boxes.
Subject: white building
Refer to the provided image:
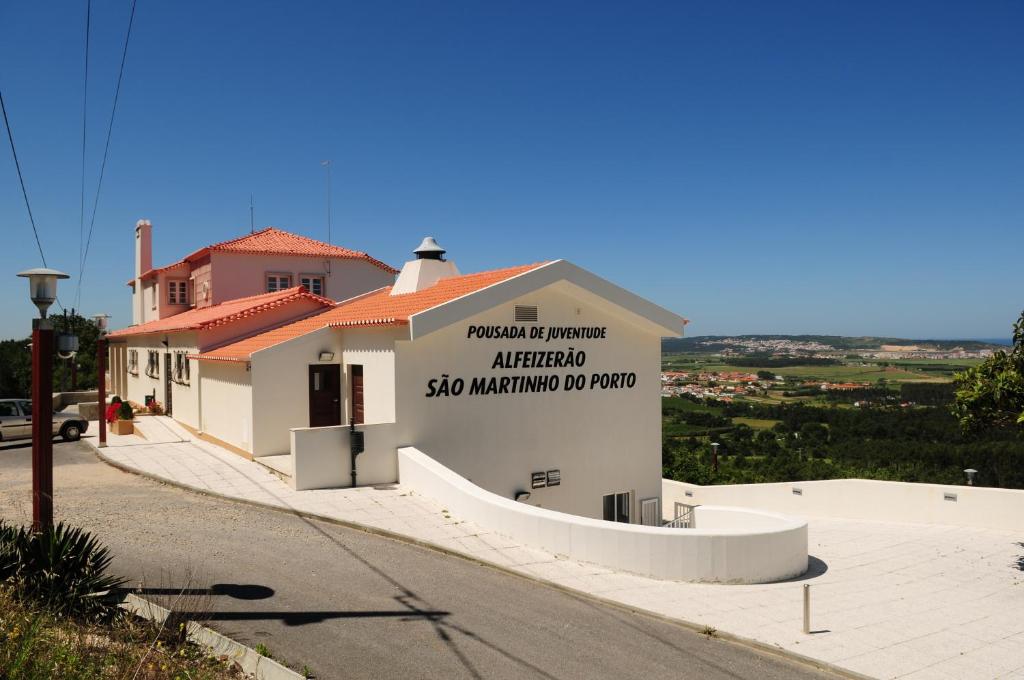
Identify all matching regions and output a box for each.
[109,226,690,523]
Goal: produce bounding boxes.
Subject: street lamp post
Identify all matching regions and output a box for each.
[17,268,69,531]
[711,441,720,473]
[95,318,109,448]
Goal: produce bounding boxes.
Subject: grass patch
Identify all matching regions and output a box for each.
[0,585,244,679]
[731,417,781,430]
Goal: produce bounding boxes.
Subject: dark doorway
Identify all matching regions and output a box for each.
[350,365,364,425]
[308,364,341,427]
[163,353,173,416]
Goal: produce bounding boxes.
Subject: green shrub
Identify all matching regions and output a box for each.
[117,401,134,420]
[0,521,125,621]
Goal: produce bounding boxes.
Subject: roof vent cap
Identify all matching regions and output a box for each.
[414,237,446,261]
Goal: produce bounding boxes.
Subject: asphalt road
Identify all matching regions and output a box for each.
[0,438,836,680]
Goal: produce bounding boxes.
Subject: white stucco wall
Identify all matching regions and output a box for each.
[123,335,165,406]
[250,327,342,457]
[210,252,394,305]
[198,360,253,453]
[399,447,808,583]
[340,327,404,425]
[290,422,400,490]
[664,478,1024,532]
[394,282,664,520]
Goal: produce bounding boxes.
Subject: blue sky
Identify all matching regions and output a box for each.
[1,1,1021,339]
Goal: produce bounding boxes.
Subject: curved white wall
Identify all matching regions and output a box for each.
[398,447,808,584]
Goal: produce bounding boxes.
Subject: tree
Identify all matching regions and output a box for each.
[756,370,775,380]
[952,310,1024,432]
[0,313,101,398]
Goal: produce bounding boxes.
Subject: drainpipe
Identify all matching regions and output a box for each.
[349,420,364,487]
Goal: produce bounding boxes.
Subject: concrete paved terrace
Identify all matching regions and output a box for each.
[89,416,1024,679]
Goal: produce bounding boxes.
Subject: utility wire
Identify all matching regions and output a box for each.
[75,0,92,311]
[79,0,138,300]
[0,87,48,268]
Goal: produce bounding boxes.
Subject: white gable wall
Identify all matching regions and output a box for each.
[394,284,663,520]
[250,327,341,457]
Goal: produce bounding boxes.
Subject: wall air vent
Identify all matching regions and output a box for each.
[546,469,561,487]
[944,492,957,502]
[792,487,803,496]
[514,305,538,323]
[531,472,547,489]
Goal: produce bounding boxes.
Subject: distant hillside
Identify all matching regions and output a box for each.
[662,334,1005,354]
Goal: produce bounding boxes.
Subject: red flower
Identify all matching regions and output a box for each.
[105,403,120,423]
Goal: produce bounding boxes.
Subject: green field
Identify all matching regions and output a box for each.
[732,417,781,430]
[662,355,954,384]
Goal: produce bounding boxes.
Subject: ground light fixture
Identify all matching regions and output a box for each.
[964,468,978,486]
[515,491,532,502]
[17,268,69,319]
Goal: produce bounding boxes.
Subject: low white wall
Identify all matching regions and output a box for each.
[664,478,1024,532]
[399,447,808,584]
[290,423,400,491]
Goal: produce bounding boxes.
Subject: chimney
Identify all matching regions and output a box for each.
[391,236,460,295]
[133,219,152,324]
[135,219,153,279]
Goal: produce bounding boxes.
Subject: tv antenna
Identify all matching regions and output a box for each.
[321,160,332,244]
[249,193,255,233]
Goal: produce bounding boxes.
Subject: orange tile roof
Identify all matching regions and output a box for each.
[107,286,334,338]
[129,227,397,284]
[195,262,548,361]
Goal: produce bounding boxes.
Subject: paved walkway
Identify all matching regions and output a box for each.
[88,417,1024,679]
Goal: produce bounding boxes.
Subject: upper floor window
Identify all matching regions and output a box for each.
[266,273,292,293]
[168,280,188,305]
[300,275,324,296]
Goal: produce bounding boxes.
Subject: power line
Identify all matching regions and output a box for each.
[78,0,138,302]
[75,0,92,310]
[0,87,48,268]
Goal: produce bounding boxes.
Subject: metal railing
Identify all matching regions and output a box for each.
[664,503,698,528]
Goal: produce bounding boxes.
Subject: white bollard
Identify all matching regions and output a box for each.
[803,584,810,634]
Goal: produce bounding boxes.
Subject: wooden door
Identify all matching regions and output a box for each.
[308,365,341,427]
[163,353,173,416]
[350,365,364,425]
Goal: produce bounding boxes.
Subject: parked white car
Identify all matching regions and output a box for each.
[0,398,89,442]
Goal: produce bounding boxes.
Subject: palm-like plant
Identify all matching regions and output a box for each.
[0,521,125,621]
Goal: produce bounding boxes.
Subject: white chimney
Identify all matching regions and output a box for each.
[133,219,152,324]
[391,237,460,295]
[135,219,153,278]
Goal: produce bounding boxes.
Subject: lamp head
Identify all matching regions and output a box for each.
[17,268,69,319]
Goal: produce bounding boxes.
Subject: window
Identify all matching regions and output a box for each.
[173,352,191,385]
[18,401,32,416]
[0,401,16,417]
[128,350,139,375]
[266,273,292,293]
[146,351,160,378]
[602,492,632,524]
[300,275,324,296]
[167,280,188,305]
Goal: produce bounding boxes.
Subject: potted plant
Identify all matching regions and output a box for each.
[111,401,135,435]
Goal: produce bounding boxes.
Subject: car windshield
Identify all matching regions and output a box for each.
[18,401,31,416]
